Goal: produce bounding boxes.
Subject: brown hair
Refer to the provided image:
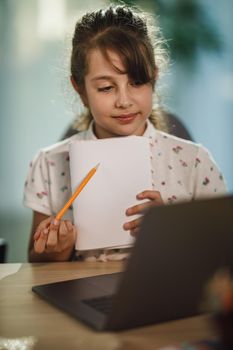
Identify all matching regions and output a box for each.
[71,4,169,131]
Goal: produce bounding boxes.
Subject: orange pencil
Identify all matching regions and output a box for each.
[55,163,100,221]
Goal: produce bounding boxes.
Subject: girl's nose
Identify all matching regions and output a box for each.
[115,88,133,109]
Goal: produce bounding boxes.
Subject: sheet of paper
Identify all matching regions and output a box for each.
[69,136,153,250]
[0,263,22,280]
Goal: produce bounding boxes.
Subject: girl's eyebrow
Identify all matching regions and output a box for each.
[90,75,115,82]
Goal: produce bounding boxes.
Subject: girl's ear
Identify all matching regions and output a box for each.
[70,76,88,107]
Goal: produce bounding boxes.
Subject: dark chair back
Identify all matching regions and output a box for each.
[165,112,193,141]
[0,238,7,263]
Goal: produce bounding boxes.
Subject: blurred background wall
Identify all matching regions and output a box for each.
[0,0,232,262]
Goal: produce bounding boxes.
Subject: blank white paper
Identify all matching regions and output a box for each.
[69,136,153,250]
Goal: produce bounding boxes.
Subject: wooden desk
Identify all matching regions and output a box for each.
[0,262,214,350]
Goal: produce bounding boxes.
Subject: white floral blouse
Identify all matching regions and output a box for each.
[23,121,227,261]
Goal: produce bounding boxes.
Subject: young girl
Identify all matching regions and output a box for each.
[24,5,227,263]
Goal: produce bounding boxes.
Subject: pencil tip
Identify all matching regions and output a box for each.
[95,163,100,170]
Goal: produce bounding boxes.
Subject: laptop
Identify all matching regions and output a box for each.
[32,195,233,331]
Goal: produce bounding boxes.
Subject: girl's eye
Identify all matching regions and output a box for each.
[130,81,144,87]
[97,86,113,92]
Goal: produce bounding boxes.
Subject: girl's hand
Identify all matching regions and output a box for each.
[33,216,77,258]
[123,190,164,237]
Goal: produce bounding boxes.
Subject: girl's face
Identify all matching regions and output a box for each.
[81,48,153,139]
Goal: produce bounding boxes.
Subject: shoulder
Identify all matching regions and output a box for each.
[149,127,218,172]
[37,129,90,159]
[152,128,203,155]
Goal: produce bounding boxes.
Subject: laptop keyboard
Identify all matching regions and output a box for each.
[83,295,114,315]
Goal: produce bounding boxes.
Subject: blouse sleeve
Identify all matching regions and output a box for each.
[192,145,228,199]
[23,151,52,216]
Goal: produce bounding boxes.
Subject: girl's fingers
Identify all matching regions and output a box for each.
[45,220,60,251]
[130,227,140,237]
[73,225,78,241]
[137,190,163,202]
[65,221,78,242]
[34,230,48,253]
[126,190,164,216]
[123,191,164,235]
[123,217,142,231]
[126,201,152,216]
[36,216,53,232]
[59,221,69,242]
[59,221,77,248]
[34,216,53,240]
[34,230,41,241]
[65,220,74,231]
[34,218,77,254]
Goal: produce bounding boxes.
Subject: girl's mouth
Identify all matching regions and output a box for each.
[114,113,138,123]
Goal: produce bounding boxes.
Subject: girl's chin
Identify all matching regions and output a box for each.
[94,120,147,138]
